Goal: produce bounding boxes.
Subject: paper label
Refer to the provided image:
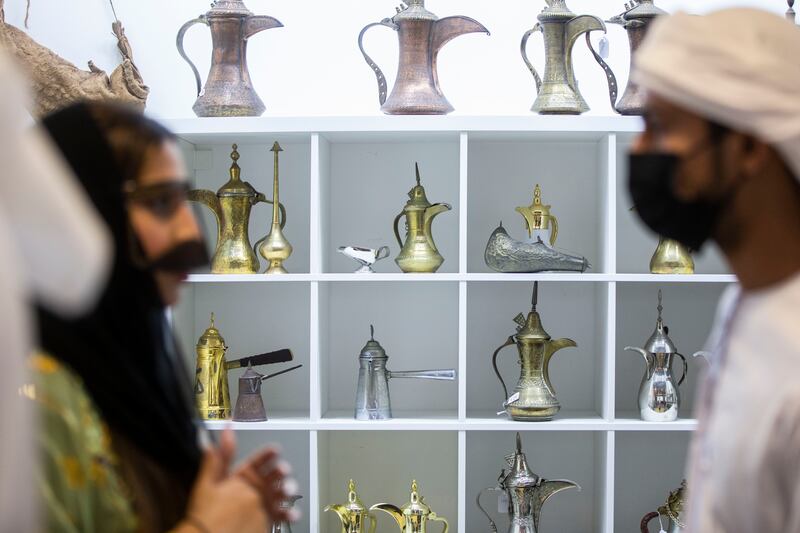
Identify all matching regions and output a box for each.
[599,36,610,59]
[504,392,520,406]
[498,492,509,514]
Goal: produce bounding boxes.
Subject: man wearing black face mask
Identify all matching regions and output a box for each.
[628,8,800,533]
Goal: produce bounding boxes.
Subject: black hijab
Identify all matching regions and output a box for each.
[36,102,201,492]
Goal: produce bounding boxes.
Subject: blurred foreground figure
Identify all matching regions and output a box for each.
[628,9,800,533]
[33,101,298,533]
[0,50,112,531]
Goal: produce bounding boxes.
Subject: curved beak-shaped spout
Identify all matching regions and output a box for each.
[431,16,490,56]
[565,15,606,53]
[534,479,581,531]
[693,350,711,363]
[370,503,405,531]
[625,346,650,367]
[244,15,283,39]
[188,189,222,240]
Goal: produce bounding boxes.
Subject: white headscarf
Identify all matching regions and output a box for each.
[0,48,111,531]
[633,8,800,178]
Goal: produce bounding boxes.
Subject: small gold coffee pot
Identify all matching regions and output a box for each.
[371,480,449,533]
[492,282,577,421]
[194,313,294,420]
[393,164,452,273]
[650,238,694,274]
[189,145,285,274]
[516,184,559,245]
[325,479,377,533]
[255,142,293,274]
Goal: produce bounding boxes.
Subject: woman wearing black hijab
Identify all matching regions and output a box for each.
[30,101,296,533]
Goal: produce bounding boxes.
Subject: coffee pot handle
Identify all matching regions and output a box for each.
[376,246,391,261]
[358,19,398,105]
[176,16,208,97]
[428,512,449,533]
[476,487,501,533]
[641,511,659,533]
[675,352,688,387]
[492,336,517,403]
[585,32,619,112]
[520,24,543,95]
[393,212,405,249]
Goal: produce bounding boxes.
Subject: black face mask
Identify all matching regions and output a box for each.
[627,136,733,252]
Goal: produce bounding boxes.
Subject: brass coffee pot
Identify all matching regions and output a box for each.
[371,480,449,533]
[492,282,577,421]
[177,0,282,117]
[484,185,590,273]
[589,0,667,115]
[393,164,452,273]
[325,479,377,533]
[650,238,694,274]
[477,433,580,533]
[189,145,285,274]
[641,481,686,533]
[193,313,294,420]
[231,363,303,422]
[359,0,489,115]
[521,0,608,114]
[255,142,293,274]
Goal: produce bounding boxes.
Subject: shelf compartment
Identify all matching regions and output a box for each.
[466,282,607,420]
[318,431,457,533]
[466,431,602,533]
[615,283,725,420]
[614,432,691,531]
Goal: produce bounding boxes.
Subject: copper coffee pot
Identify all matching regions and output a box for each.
[177,0,283,117]
[358,0,489,115]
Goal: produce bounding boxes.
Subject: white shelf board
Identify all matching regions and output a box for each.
[163,115,644,144]
[204,411,312,431]
[613,413,698,432]
[187,272,736,283]
[466,410,607,431]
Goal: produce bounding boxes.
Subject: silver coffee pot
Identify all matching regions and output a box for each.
[477,433,580,533]
[625,291,688,422]
[355,326,456,420]
[271,494,302,533]
[521,0,608,114]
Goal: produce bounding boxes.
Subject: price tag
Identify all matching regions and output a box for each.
[599,35,610,59]
[497,491,509,514]
[504,392,520,406]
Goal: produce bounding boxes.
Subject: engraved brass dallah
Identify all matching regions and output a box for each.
[177,0,282,117]
[484,185,590,273]
[189,145,285,274]
[394,164,452,273]
[359,0,489,115]
[194,313,294,420]
[492,282,577,421]
[788,0,797,23]
[477,433,580,533]
[325,480,378,533]
[641,481,686,533]
[588,0,668,115]
[650,237,694,274]
[521,0,608,114]
[371,480,449,533]
[255,142,293,274]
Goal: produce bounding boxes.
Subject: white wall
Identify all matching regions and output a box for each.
[3,0,788,118]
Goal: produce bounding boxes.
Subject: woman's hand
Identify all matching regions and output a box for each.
[179,435,269,533]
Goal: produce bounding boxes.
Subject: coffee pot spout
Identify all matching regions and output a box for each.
[565,14,606,46]
[535,479,581,530]
[370,503,405,531]
[431,15,490,55]
[625,346,651,367]
[244,15,283,39]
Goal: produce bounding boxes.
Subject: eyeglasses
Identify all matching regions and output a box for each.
[124,181,191,219]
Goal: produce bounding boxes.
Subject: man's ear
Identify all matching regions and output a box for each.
[740,134,773,178]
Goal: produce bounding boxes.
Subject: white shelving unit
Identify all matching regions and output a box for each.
[168,116,733,533]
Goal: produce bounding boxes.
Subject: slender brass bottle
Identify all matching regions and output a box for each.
[256,142,293,274]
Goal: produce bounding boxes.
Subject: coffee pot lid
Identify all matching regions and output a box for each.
[502,433,541,489]
[643,290,677,354]
[392,1,438,22]
[515,184,556,237]
[403,163,433,211]
[359,325,388,360]
[197,313,227,349]
[514,282,551,341]
[206,0,253,17]
[218,144,258,198]
[343,479,369,513]
[237,363,263,394]
[622,0,666,20]
[660,480,687,528]
[539,0,576,21]
[401,480,435,516]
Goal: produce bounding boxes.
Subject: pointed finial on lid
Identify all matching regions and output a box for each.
[231,144,239,161]
[210,312,215,327]
[534,184,542,205]
[411,480,418,492]
[370,325,375,340]
[515,432,522,453]
[271,141,283,153]
[499,220,504,228]
[532,281,539,311]
[657,289,663,321]
[415,162,421,186]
